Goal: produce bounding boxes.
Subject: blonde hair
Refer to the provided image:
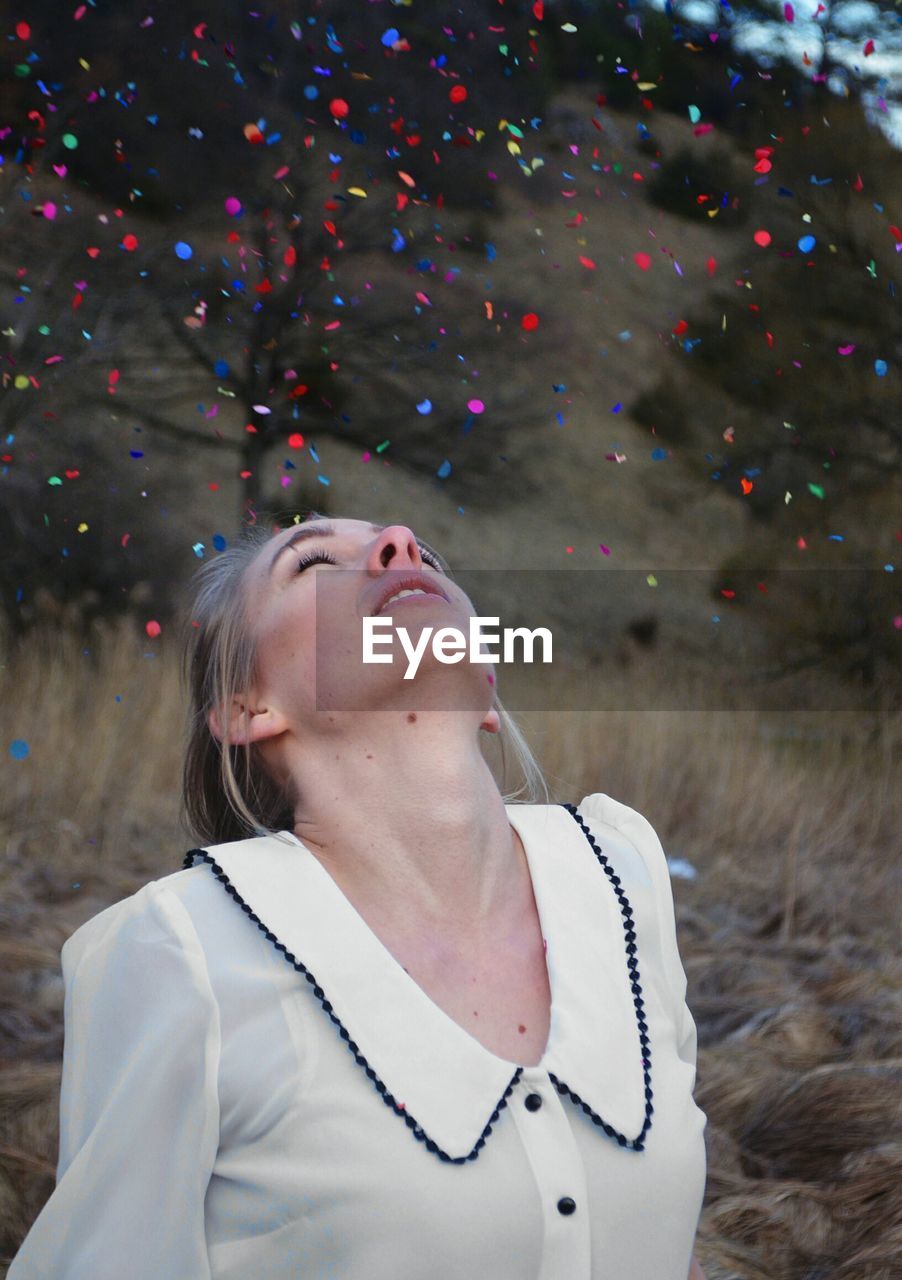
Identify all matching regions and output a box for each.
[180,512,550,845]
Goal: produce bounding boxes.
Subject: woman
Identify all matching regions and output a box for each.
[9,515,708,1279]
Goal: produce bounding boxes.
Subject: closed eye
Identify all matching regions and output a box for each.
[296,550,339,573]
[295,545,445,573]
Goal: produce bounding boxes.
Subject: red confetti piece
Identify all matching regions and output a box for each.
[532,0,544,18]
[633,252,652,271]
[521,312,539,331]
[243,123,265,145]
[64,469,80,479]
[86,246,100,258]
[288,433,305,449]
[145,620,162,638]
[863,39,875,56]
[672,320,688,336]
[753,229,771,247]
[122,234,138,251]
[449,85,468,104]
[784,3,794,20]
[16,21,30,39]
[889,225,901,242]
[329,98,349,119]
[740,478,753,494]
[578,256,596,269]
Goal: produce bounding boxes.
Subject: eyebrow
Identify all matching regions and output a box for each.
[268,522,444,575]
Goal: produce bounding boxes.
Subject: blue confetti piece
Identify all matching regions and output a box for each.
[192,542,205,558]
[9,739,29,761]
[214,359,230,378]
[875,359,887,377]
[798,234,816,253]
[416,399,432,414]
[303,86,319,100]
[437,459,452,479]
[391,228,406,252]
[317,474,330,486]
[651,447,668,461]
[382,27,400,46]
[212,534,227,551]
[175,241,193,260]
[485,243,496,262]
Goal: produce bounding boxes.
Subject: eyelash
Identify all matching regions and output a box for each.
[295,546,444,573]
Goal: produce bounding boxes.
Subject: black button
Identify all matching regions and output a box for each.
[525,1093,543,1111]
[557,1197,577,1216]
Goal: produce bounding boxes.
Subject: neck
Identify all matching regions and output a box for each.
[285,712,526,949]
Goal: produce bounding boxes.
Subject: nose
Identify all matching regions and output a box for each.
[368,525,426,573]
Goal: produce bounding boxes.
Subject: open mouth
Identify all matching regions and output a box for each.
[374,575,450,615]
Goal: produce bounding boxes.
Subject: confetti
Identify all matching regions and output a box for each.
[9,740,30,760]
[145,620,162,638]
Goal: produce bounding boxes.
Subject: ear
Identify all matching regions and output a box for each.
[480,706,501,734]
[207,695,289,747]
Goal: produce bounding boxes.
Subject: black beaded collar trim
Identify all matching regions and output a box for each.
[182,801,652,1162]
[560,803,653,1152]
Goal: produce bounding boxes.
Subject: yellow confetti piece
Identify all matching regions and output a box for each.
[507,140,522,156]
[14,374,30,390]
[77,522,89,533]
[475,129,485,142]
[646,574,658,588]
[79,58,90,69]
[348,187,367,198]
[637,82,657,91]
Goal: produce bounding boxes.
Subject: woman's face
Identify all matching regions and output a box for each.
[238,518,495,736]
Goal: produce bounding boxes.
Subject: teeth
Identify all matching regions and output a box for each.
[382,587,432,608]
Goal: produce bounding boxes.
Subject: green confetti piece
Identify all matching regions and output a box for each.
[807,483,825,500]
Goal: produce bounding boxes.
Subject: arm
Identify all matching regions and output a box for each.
[689,1254,708,1280]
[8,882,221,1279]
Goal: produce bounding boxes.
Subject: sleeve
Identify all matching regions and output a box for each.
[7,880,221,1280]
[578,792,698,1073]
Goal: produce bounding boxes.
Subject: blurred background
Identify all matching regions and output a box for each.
[1,1,900,1275]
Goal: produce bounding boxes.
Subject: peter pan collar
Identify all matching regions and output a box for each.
[183,801,653,1163]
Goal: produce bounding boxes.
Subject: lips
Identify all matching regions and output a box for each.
[373,573,450,616]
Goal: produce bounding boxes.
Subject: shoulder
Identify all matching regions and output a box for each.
[60,864,215,982]
[566,791,676,915]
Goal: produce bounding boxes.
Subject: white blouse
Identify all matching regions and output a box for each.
[9,792,707,1280]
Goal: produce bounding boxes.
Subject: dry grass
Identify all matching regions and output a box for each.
[1,623,900,1277]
